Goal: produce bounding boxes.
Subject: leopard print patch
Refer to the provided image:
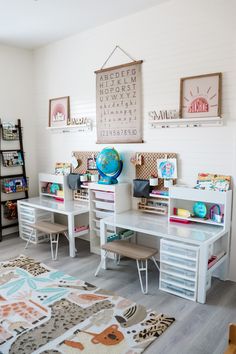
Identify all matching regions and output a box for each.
[0,255,50,276]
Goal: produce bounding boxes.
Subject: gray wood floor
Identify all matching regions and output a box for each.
[1,234,236,354]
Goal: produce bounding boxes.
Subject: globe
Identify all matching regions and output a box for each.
[96,147,123,184]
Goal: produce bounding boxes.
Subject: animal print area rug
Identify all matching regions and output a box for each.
[0,255,175,354]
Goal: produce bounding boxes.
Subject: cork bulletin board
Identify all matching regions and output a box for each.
[95,61,143,144]
[134,152,178,190]
[72,151,98,174]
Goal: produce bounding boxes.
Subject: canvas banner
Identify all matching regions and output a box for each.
[95,61,143,143]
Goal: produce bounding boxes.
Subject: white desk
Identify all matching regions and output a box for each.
[100,210,229,303]
[18,197,89,257]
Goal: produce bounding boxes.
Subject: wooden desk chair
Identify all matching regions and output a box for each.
[95,240,159,294]
[25,221,68,261]
[225,324,236,354]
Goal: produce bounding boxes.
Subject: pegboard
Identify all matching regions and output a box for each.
[72,151,98,174]
[134,152,177,190]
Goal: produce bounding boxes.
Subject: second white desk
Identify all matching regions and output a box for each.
[100,210,229,304]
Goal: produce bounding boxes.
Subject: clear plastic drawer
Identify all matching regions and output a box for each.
[161,272,196,290]
[160,253,197,270]
[160,280,196,300]
[160,263,196,280]
[161,242,198,259]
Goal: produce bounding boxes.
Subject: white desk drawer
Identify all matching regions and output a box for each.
[160,263,196,280]
[93,218,115,232]
[21,224,49,243]
[19,205,35,216]
[19,211,52,224]
[19,205,52,217]
[93,190,114,201]
[94,210,114,219]
[161,241,198,260]
[160,280,196,301]
[93,200,114,211]
[160,253,197,270]
[160,272,196,290]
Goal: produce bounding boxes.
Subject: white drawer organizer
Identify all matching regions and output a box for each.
[18,204,53,244]
[160,239,199,301]
[39,173,72,202]
[160,186,232,301]
[88,182,131,255]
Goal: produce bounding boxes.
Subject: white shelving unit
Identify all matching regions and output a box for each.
[158,186,232,300]
[149,116,222,129]
[46,121,92,133]
[39,173,72,202]
[88,182,131,255]
[168,186,231,231]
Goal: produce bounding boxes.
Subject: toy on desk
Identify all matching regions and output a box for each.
[174,207,192,218]
[193,202,207,218]
[209,204,223,223]
[50,183,60,195]
[96,147,123,185]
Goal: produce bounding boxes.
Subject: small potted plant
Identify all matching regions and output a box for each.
[80,173,88,182]
[149,174,159,186]
[164,179,173,188]
[91,174,99,182]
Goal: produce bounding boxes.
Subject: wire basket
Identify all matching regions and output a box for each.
[2,177,28,193]
[1,151,23,167]
[2,123,19,141]
[3,201,18,220]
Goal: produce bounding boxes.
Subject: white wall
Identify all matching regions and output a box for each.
[0,44,37,196]
[33,0,236,280]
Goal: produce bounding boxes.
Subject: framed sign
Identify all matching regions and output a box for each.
[157,158,178,179]
[49,96,70,127]
[179,73,222,118]
[95,61,143,143]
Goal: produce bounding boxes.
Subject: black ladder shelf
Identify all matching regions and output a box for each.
[0,119,28,241]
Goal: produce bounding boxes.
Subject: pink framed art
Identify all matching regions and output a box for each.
[179,73,222,118]
[49,96,70,127]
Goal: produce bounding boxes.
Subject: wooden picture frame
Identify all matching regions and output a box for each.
[49,96,70,127]
[179,73,222,118]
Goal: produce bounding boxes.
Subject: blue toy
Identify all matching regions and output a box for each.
[193,202,207,218]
